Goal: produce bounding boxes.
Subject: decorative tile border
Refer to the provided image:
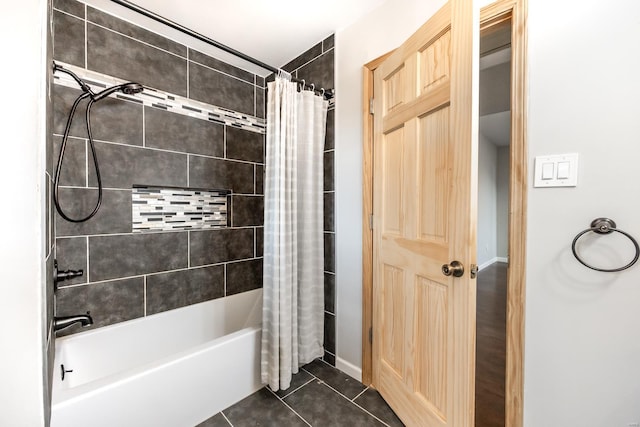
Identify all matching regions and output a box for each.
[53,61,266,134]
[132,186,230,232]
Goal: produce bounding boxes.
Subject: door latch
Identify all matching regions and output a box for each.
[470,264,478,279]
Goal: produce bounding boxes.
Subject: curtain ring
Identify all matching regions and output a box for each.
[310,83,315,92]
[299,79,305,91]
[320,88,325,97]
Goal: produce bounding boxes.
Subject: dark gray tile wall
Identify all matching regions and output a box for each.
[281,35,335,365]
[52,0,265,336]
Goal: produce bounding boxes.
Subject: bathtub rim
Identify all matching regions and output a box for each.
[52,324,262,408]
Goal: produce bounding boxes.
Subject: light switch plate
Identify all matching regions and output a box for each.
[534,153,579,187]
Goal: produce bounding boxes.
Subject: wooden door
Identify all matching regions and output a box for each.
[371,1,478,426]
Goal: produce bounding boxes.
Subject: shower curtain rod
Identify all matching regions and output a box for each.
[110,0,334,100]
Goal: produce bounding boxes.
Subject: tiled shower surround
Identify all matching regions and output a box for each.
[281,37,336,365]
[50,0,336,360]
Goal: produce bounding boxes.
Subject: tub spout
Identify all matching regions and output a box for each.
[54,314,93,332]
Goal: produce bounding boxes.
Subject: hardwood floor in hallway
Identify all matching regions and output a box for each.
[475,262,507,427]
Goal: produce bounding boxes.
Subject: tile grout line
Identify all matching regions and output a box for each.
[51,133,266,166]
[85,235,90,283]
[57,225,261,237]
[220,411,233,426]
[58,185,261,198]
[84,4,88,70]
[277,377,316,400]
[313,379,392,427]
[351,386,369,402]
[56,256,264,290]
[265,386,313,427]
[143,276,147,316]
[299,363,393,427]
[85,139,89,187]
[186,49,190,98]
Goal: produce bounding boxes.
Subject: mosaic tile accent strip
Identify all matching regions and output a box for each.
[53,62,266,134]
[132,186,230,232]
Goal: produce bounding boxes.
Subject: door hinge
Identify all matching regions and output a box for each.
[369,214,374,230]
[369,327,373,344]
[369,97,374,115]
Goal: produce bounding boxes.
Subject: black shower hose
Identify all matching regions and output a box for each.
[53,91,104,223]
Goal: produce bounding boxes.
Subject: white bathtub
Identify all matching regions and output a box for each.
[51,289,263,427]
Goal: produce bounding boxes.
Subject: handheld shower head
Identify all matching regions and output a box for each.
[93,82,144,101]
[121,82,144,95]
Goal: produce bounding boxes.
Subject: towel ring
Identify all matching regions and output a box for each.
[571,218,640,272]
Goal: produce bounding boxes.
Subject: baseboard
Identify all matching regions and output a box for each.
[478,257,509,271]
[335,357,362,382]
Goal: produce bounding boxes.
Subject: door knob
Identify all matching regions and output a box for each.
[442,261,464,277]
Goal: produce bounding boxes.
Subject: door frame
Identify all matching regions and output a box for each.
[361,1,528,426]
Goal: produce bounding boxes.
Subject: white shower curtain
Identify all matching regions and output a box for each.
[261,72,328,391]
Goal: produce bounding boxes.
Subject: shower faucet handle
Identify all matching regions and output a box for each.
[53,260,84,288]
[57,269,84,281]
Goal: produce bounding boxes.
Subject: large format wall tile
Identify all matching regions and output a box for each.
[55,189,131,236]
[146,265,224,314]
[53,136,86,187]
[255,88,265,119]
[56,237,88,286]
[323,192,334,232]
[256,165,264,195]
[56,277,144,336]
[54,0,84,18]
[189,62,254,116]
[324,233,334,273]
[282,42,322,73]
[323,151,334,192]
[226,259,263,296]
[232,196,264,227]
[324,273,335,314]
[297,50,335,92]
[256,227,264,257]
[88,142,187,189]
[324,312,335,354]
[189,49,253,84]
[144,107,224,157]
[53,85,143,146]
[89,232,188,281]
[87,7,186,57]
[325,109,335,150]
[190,228,254,266]
[53,10,85,67]
[323,35,335,52]
[189,155,254,194]
[87,24,187,96]
[226,127,264,163]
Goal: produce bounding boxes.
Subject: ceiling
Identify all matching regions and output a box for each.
[85,0,386,76]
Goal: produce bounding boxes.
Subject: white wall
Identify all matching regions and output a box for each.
[478,133,498,267]
[334,0,447,377]
[496,146,509,258]
[0,0,48,425]
[524,0,640,425]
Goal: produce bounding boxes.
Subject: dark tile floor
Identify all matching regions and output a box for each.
[197,359,405,427]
